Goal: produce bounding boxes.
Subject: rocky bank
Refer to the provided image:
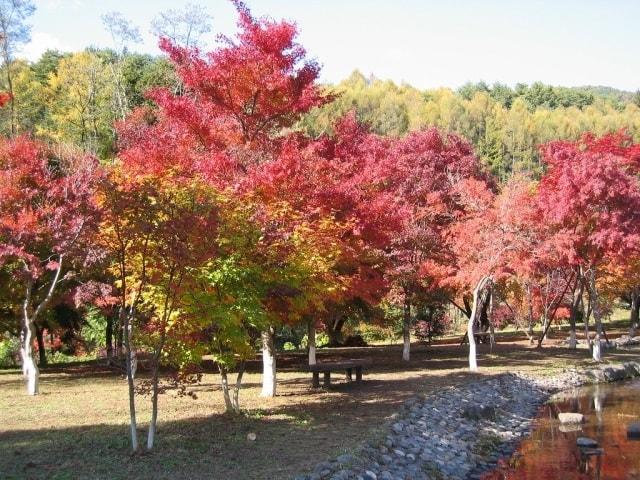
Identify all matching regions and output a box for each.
[294,360,640,480]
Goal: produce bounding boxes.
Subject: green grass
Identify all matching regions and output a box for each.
[1,316,638,479]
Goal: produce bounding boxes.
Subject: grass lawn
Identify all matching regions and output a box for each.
[1,318,638,480]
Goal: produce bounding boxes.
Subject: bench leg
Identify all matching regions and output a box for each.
[312,371,320,388]
[346,368,353,382]
[355,366,362,382]
[323,371,331,388]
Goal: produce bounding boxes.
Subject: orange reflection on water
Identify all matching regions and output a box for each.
[483,380,640,480]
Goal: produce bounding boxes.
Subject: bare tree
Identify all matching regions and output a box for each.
[0,0,35,135]
[151,2,212,49]
[101,11,142,120]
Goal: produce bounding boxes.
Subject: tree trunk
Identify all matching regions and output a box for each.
[232,361,245,414]
[467,311,478,372]
[468,276,490,372]
[20,282,40,396]
[463,296,473,318]
[526,285,534,345]
[307,320,316,366]
[541,317,549,342]
[21,317,39,395]
[326,317,345,347]
[5,59,15,136]
[18,257,63,395]
[34,323,47,367]
[588,272,604,362]
[105,315,114,360]
[583,292,592,353]
[147,360,160,450]
[122,311,139,452]
[261,326,276,397]
[568,275,584,350]
[116,316,124,358]
[219,364,233,414]
[629,290,639,337]
[402,293,411,362]
[488,290,495,351]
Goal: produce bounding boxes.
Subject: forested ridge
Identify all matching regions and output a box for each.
[301,72,640,179]
[2,48,639,180]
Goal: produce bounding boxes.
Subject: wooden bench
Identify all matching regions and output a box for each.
[308,360,368,388]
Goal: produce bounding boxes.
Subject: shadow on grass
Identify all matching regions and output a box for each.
[2,338,636,480]
[0,370,476,480]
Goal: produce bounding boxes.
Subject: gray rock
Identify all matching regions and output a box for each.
[628,421,640,439]
[558,412,585,424]
[364,471,377,480]
[380,454,392,465]
[393,449,405,457]
[559,423,583,433]
[462,405,497,421]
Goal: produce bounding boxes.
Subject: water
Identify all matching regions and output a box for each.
[483,379,640,480]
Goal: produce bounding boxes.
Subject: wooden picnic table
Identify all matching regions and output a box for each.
[308,359,368,388]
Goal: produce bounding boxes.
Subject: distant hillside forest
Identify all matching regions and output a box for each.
[3,49,640,180]
[300,71,640,179]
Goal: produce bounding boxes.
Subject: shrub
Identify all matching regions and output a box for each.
[413,306,451,343]
[79,307,107,353]
[0,334,20,368]
[299,331,330,349]
[46,350,95,364]
[283,341,297,351]
[356,322,397,344]
[276,324,307,350]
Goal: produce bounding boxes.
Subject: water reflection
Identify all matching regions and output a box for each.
[483,379,640,480]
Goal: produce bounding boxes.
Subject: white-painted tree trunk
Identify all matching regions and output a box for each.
[592,331,602,361]
[146,354,163,451]
[261,327,276,397]
[21,309,39,396]
[569,329,577,349]
[123,311,139,452]
[588,272,603,362]
[24,351,39,395]
[220,367,233,413]
[147,395,157,450]
[308,321,316,366]
[468,316,477,372]
[468,276,490,372]
[19,258,64,396]
[20,344,28,377]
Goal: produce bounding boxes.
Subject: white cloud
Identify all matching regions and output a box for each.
[20,31,74,61]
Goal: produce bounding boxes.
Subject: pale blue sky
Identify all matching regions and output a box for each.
[24,0,640,90]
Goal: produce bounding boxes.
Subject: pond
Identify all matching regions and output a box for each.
[483,378,640,480]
